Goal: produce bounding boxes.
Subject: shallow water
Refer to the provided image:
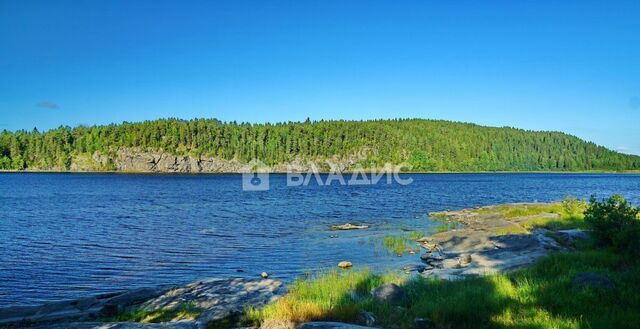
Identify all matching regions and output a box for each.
[1,173,639,306]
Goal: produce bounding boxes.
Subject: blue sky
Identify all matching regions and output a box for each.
[1,1,639,155]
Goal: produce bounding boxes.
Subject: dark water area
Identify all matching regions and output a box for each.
[1,173,639,306]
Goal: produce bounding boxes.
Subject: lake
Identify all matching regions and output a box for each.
[1,173,639,306]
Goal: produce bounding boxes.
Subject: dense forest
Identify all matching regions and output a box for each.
[0,118,638,171]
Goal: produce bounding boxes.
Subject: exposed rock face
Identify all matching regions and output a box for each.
[0,278,282,328]
[113,150,244,173]
[0,286,168,326]
[66,148,373,173]
[422,204,589,280]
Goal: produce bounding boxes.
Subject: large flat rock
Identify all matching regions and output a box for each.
[31,322,197,329]
[0,278,282,328]
[422,205,586,280]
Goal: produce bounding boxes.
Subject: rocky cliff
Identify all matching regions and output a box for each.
[66,148,367,173]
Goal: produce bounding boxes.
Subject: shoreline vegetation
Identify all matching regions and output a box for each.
[2,118,639,173]
[2,196,639,329]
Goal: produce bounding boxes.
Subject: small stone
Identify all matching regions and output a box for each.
[371,283,406,305]
[459,254,472,265]
[261,272,269,279]
[338,261,353,269]
[414,317,435,329]
[358,310,376,326]
[572,272,615,291]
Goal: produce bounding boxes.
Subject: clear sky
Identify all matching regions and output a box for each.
[1,1,639,155]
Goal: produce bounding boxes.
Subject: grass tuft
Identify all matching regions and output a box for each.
[108,302,202,323]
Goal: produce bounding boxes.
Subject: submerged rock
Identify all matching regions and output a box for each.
[403,264,429,273]
[371,283,405,305]
[330,223,369,231]
[414,317,435,329]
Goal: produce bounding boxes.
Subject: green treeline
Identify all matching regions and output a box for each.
[0,118,638,171]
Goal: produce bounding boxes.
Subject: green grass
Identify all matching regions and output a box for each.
[521,215,588,231]
[495,225,529,235]
[477,203,565,219]
[494,215,587,235]
[107,302,202,323]
[503,203,564,218]
[480,197,588,222]
[243,269,405,326]
[378,230,430,256]
[433,222,450,233]
[243,239,640,329]
[382,235,408,255]
[490,197,589,234]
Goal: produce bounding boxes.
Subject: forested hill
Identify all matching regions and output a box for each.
[0,118,638,172]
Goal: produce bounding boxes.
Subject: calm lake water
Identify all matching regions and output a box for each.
[1,173,639,306]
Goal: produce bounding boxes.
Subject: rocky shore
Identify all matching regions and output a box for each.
[0,278,282,329]
[0,203,590,329]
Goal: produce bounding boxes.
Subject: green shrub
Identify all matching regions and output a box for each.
[585,195,640,254]
[561,195,587,219]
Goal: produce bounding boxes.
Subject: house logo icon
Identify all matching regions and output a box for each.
[240,159,271,191]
